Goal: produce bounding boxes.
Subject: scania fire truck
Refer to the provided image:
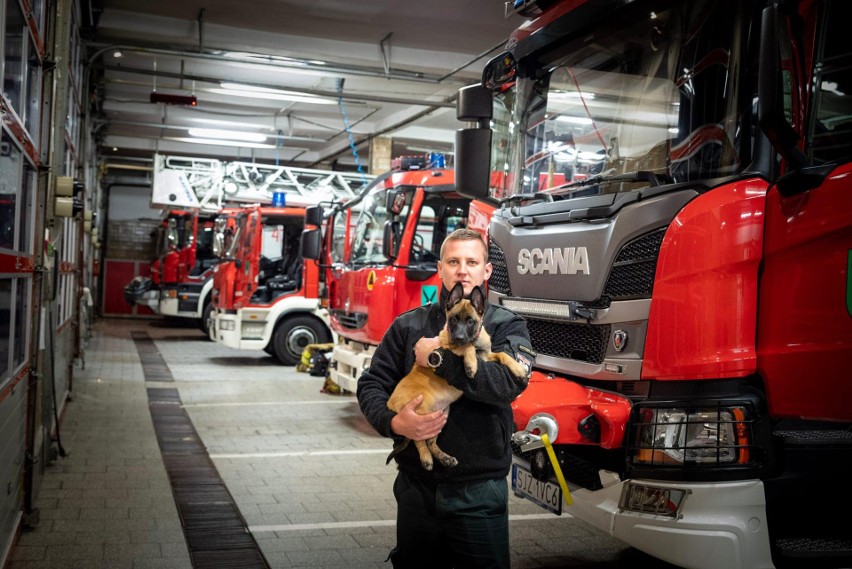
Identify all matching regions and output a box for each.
[454,1,851,568]
[301,153,495,393]
[205,164,371,364]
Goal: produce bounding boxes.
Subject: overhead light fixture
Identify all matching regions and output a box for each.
[168,137,275,149]
[188,128,268,143]
[150,92,197,106]
[555,116,594,125]
[550,91,596,100]
[222,52,325,66]
[213,82,336,105]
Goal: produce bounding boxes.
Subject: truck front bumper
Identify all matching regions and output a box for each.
[211,311,269,350]
[512,455,774,569]
[327,340,376,393]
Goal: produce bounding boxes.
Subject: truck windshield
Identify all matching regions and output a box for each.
[350,188,412,265]
[491,0,751,199]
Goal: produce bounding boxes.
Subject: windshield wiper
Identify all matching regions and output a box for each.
[544,169,673,195]
[499,170,674,209]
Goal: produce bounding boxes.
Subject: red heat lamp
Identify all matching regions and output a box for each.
[149,91,197,106]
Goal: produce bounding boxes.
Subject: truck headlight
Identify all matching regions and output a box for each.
[219,320,236,332]
[631,404,753,466]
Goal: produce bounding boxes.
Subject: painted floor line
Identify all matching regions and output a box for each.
[250,513,571,533]
[184,399,355,408]
[210,449,389,459]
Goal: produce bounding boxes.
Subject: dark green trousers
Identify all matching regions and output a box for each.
[388,470,510,568]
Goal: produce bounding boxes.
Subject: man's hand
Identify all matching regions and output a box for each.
[413,336,442,367]
[390,394,447,441]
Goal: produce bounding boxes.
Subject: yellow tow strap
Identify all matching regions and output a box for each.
[541,433,573,506]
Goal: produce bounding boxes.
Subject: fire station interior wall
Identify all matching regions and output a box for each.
[0,379,26,558]
[102,260,155,316]
[102,185,161,316]
[108,186,161,221]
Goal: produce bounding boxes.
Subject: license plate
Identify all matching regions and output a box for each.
[618,482,687,518]
[512,462,562,515]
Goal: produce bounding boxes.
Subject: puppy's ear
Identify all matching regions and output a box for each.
[470,285,486,315]
[447,282,465,308]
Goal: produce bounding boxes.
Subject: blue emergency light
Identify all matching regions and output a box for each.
[272,191,286,207]
[428,153,446,168]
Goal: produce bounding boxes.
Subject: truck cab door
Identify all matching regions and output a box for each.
[757,1,852,422]
[232,206,263,309]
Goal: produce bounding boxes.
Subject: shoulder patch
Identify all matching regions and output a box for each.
[514,352,533,379]
[518,344,537,357]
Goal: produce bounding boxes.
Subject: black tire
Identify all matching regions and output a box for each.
[271,315,331,365]
[199,301,213,339]
[263,344,275,355]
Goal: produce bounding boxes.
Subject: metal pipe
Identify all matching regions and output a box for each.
[98,64,457,109]
[102,163,153,172]
[86,41,464,84]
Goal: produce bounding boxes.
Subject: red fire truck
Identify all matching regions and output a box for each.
[126,154,366,340]
[123,209,217,331]
[208,201,335,364]
[301,154,495,392]
[454,1,851,568]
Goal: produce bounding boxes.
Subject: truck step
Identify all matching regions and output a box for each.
[773,536,852,568]
[775,429,852,447]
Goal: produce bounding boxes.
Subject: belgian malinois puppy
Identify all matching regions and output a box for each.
[386,283,528,471]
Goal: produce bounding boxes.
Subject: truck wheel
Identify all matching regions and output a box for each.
[272,315,331,365]
[199,302,212,339]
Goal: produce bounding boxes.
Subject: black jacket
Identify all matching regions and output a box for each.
[356,285,534,483]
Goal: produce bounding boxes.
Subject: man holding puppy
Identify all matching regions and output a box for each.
[357,228,535,568]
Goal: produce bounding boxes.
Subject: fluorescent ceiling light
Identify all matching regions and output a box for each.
[550,91,595,100]
[168,137,276,149]
[222,52,327,66]
[188,128,267,142]
[214,83,337,105]
[186,117,270,129]
[555,116,594,125]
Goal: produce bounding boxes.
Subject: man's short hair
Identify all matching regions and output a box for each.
[440,228,488,260]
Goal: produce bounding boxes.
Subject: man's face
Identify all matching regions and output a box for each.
[438,239,492,296]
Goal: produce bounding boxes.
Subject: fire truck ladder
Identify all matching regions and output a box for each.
[151,154,371,212]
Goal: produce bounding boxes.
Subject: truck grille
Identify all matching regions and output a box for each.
[488,227,665,300]
[331,310,367,330]
[604,227,666,299]
[526,318,610,364]
[488,242,510,293]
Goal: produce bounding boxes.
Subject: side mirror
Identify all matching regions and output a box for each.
[482,52,516,91]
[455,85,493,200]
[457,83,493,122]
[382,220,402,260]
[385,189,406,215]
[300,228,321,261]
[304,205,323,227]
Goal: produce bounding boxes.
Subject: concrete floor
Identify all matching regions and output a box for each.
[7,317,683,568]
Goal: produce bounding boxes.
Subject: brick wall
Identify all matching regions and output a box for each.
[106,219,160,260]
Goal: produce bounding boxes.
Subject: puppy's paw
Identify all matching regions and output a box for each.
[464,364,477,378]
[509,362,528,379]
[421,459,434,471]
[440,456,458,468]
